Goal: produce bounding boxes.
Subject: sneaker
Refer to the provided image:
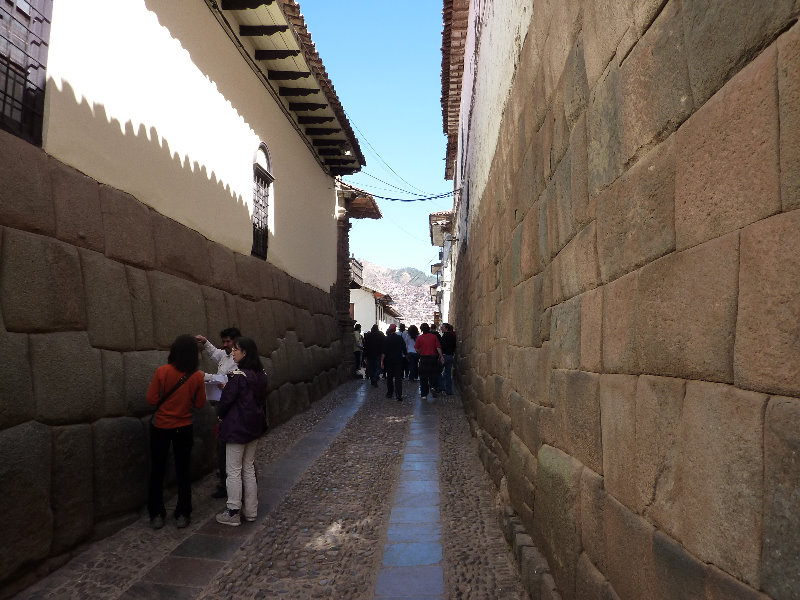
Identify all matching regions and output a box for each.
[216,508,241,527]
[176,515,190,529]
[150,515,164,530]
[243,515,257,522]
[211,487,227,499]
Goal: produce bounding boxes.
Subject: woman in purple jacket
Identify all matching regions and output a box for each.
[215,337,268,526]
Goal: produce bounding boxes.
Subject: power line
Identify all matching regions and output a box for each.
[344,109,427,194]
[340,180,456,203]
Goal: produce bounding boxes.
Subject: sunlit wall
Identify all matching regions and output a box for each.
[44,0,338,290]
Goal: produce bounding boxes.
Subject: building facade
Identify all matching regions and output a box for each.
[0,0,367,592]
[442,1,800,599]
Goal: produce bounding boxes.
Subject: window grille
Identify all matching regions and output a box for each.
[0,0,51,145]
[251,165,271,259]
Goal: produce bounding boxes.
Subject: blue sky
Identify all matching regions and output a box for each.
[298,1,454,274]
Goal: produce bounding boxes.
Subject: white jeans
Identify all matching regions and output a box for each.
[225,440,258,518]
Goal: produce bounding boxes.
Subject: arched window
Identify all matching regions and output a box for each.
[252,142,274,259]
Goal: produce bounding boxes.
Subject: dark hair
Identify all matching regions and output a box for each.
[371,324,379,334]
[355,323,361,331]
[168,334,199,373]
[233,336,264,371]
[408,324,419,339]
[420,323,430,334]
[220,327,241,340]
[399,323,406,331]
[443,323,453,332]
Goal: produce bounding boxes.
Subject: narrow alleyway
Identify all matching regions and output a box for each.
[15,380,527,600]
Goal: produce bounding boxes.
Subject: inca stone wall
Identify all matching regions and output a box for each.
[451,3,800,600]
[0,129,345,590]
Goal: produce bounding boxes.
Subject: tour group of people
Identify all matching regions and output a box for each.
[353,321,456,401]
[146,327,267,531]
[145,320,456,532]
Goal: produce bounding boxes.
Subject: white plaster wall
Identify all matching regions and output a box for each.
[454,0,533,225]
[44,0,338,290]
[351,288,377,331]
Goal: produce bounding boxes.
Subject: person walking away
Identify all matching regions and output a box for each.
[405,324,420,381]
[382,324,406,400]
[415,323,444,401]
[363,324,385,387]
[398,323,410,378]
[439,323,457,395]
[216,336,268,526]
[195,327,241,499]
[147,334,206,529]
[353,323,364,378]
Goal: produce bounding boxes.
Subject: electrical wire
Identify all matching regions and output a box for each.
[340,180,456,203]
[344,108,427,195]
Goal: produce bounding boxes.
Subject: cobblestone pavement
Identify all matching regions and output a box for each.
[15,380,527,600]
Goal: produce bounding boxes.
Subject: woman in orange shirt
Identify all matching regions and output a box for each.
[146,334,206,529]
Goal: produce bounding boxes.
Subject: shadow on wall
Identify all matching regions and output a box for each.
[46,77,272,255]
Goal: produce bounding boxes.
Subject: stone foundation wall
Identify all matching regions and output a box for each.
[452,3,800,600]
[0,129,345,591]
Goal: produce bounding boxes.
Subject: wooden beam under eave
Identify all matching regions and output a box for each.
[325,159,357,165]
[255,49,301,60]
[305,127,341,135]
[298,116,335,124]
[221,0,274,9]
[279,87,319,97]
[289,102,328,111]
[313,139,348,147]
[330,167,358,175]
[239,25,288,36]
[268,70,311,80]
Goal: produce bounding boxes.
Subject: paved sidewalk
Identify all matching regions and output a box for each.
[15,380,526,600]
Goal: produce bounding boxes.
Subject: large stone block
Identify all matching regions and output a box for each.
[534,445,583,600]
[634,375,685,526]
[599,374,637,510]
[675,381,767,586]
[560,370,602,474]
[101,350,125,416]
[601,270,638,374]
[569,115,593,229]
[596,138,676,283]
[80,249,136,350]
[675,44,780,250]
[0,319,33,429]
[580,468,607,574]
[148,271,207,349]
[508,433,536,513]
[576,552,616,600]
[0,229,85,332]
[549,153,576,257]
[550,296,581,370]
[123,350,168,415]
[563,33,589,130]
[483,403,512,455]
[557,222,600,301]
[206,241,238,294]
[201,286,232,345]
[92,417,148,518]
[580,287,602,373]
[652,530,706,600]
[735,211,800,397]
[619,1,693,162]
[31,332,103,424]
[125,266,155,350]
[0,421,52,582]
[779,22,800,210]
[51,424,94,552]
[705,564,771,600]
[603,495,657,600]
[234,253,266,301]
[583,0,634,89]
[51,161,104,252]
[635,233,739,382]
[100,185,156,269]
[587,56,624,197]
[682,0,796,106]
[152,213,210,284]
[762,396,800,599]
[0,128,54,235]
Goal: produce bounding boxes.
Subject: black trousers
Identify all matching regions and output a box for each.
[148,423,194,519]
[418,356,440,397]
[385,362,403,398]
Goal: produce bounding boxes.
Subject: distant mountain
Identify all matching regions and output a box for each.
[360,261,438,325]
